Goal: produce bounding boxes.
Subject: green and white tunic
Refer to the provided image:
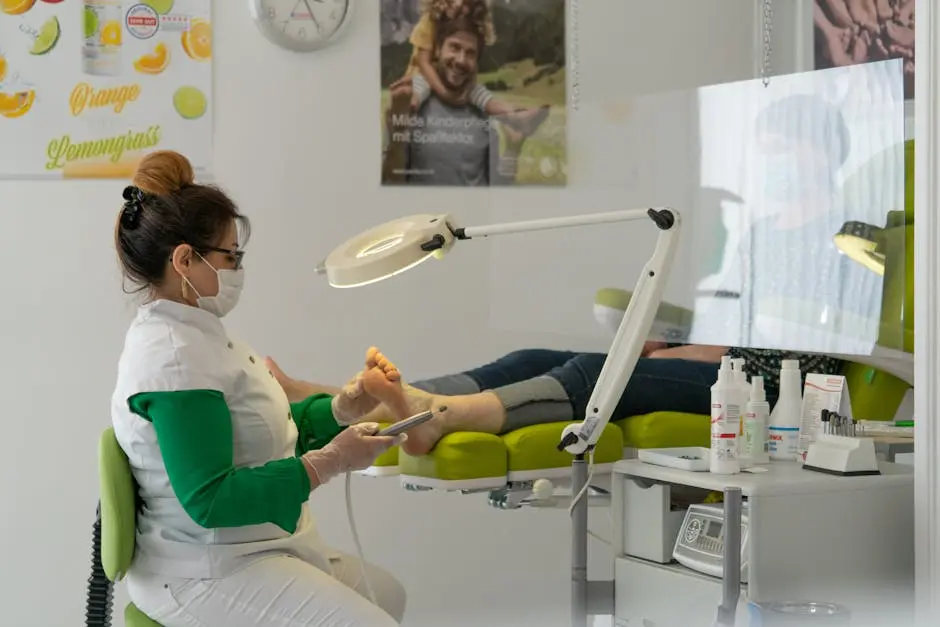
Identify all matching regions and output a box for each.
[111,300,346,580]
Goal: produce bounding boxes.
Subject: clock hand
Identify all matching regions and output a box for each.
[286,0,304,31]
[302,0,322,31]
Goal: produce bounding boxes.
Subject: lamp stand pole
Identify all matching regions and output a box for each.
[571,453,590,627]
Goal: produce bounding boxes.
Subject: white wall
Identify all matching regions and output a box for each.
[0,2,774,625]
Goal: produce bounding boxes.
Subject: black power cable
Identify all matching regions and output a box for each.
[85,502,114,627]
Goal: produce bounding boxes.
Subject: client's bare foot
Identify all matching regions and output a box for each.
[359,368,448,456]
[355,346,449,455]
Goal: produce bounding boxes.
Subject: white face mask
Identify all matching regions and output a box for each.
[185,253,245,318]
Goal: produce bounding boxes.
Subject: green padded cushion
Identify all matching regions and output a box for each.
[876,224,914,353]
[399,432,507,480]
[371,423,399,467]
[843,361,910,421]
[398,423,624,480]
[616,412,709,449]
[372,446,399,468]
[98,427,137,582]
[126,601,163,627]
[501,422,623,471]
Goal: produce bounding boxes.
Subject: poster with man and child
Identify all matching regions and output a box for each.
[379,0,567,187]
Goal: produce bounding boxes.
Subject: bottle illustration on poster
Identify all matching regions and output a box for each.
[0,0,214,179]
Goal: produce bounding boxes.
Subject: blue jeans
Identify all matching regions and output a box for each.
[413,349,726,432]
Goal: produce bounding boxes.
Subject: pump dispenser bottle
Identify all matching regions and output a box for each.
[743,376,771,465]
[710,356,740,474]
[769,359,803,461]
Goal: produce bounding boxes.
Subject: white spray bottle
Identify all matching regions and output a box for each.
[710,356,740,474]
[768,359,803,461]
[742,376,771,465]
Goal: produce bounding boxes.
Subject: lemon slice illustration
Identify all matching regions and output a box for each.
[173,86,206,120]
[143,0,173,14]
[30,16,60,55]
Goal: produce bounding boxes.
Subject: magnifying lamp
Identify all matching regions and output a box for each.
[320,207,682,627]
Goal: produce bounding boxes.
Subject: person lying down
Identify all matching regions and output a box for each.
[267,343,843,456]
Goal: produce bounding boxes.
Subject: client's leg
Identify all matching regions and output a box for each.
[367,354,720,456]
[361,349,580,454]
[410,348,580,395]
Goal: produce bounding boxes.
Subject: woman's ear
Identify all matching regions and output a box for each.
[170,243,195,278]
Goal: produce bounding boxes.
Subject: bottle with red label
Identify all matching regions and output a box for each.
[710,355,740,474]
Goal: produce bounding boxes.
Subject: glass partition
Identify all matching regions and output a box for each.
[486,58,906,359]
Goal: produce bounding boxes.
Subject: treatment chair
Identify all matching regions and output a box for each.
[86,427,163,627]
[359,140,916,509]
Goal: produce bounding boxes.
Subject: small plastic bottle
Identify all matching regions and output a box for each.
[710,356,741,474]
[743,376,771,465]
[768,359,803,461]
[731,358,750,435]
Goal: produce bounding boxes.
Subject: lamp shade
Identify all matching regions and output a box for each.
[833,220,885,276]
[322,213,455,288]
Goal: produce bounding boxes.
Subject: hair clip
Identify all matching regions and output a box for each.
[120,185,145,230]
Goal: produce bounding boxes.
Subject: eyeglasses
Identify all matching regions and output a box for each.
[204,246,245,270]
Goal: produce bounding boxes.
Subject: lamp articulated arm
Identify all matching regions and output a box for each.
[554,208,682,455]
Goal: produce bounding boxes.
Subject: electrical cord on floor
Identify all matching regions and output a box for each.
[345,471,377,605]
[85,502,114,627]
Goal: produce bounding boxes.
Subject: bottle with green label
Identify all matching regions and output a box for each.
[83,0,123,76]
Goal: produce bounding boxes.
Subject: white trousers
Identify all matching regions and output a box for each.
[127,552,406,627]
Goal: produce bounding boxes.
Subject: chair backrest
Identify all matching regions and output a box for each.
[98,427,137,581]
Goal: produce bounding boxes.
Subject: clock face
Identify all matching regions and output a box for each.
[252,0,351,52]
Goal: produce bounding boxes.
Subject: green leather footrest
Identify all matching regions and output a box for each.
[367,412,710,483]
[398,422,625,488]
[399,432,508,485]
[616,411,710,449]
[502,422,623,477]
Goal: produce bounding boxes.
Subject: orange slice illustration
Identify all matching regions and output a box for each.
[0,90,36,119]
[101,21,122,46]
[181,18,211,62]
[0,56,7,83]
[0,0,36,16]
[134,42,170,74]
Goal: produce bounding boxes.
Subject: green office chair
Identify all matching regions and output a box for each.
[86,427,163,627]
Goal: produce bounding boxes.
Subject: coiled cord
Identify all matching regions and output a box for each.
[85,502,114,627]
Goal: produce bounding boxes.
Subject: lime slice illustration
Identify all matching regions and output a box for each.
[30,16,60,55]
[174,86,207,120]
[143,0,174,14]
[84,7,98,39]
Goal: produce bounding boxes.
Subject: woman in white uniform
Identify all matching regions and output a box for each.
[110,150,409,626]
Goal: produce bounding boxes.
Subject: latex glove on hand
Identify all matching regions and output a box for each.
[301,422,403,485]
[331,348,402,425]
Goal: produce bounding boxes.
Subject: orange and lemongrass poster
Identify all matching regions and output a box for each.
[0,0,211,179]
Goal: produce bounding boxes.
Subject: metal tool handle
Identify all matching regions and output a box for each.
[717,487,743,627]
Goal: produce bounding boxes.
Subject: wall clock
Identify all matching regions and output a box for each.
[248,0,352,53]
